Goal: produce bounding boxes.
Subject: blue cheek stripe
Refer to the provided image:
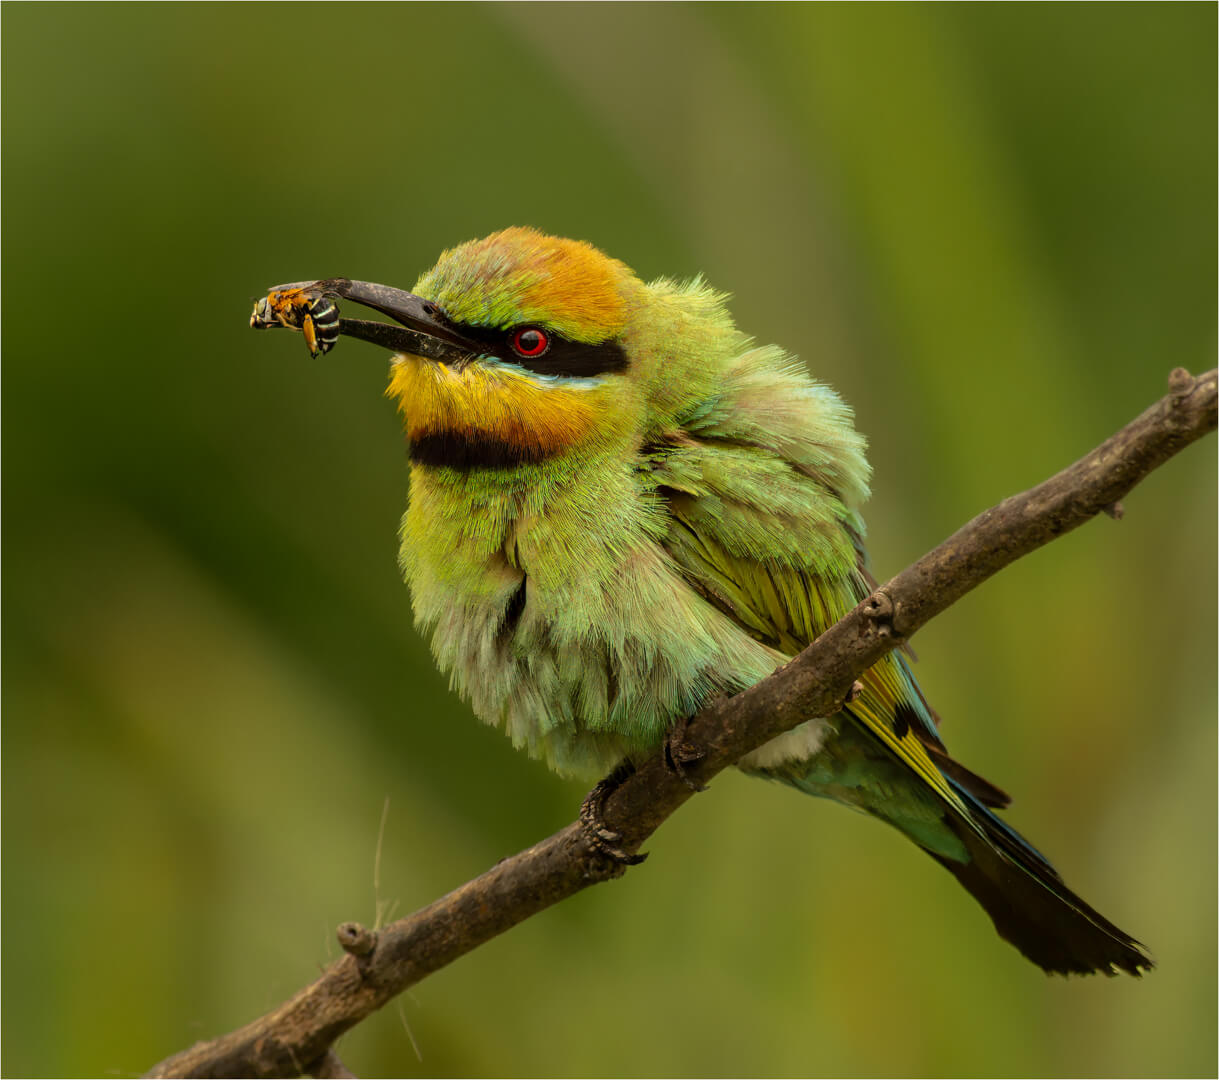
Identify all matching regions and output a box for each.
[481,356,609,389]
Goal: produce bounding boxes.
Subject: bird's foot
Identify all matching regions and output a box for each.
[664,715,708,792]
[579,761,647,866]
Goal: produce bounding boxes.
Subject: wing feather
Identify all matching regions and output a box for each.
[650,434,971,819]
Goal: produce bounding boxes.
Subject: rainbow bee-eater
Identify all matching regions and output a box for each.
[251,227,1150,976]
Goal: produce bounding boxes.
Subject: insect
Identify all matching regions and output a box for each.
[250,283,341,358]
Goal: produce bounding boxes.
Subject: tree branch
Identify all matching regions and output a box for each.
[146,367,1216,1079]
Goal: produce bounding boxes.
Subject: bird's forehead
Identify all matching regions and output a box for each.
[412,228,631,344]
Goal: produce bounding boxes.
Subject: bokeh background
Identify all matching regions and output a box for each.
[3,4,1215,1077]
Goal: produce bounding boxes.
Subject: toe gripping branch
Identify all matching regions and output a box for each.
[581,721,711,869]
[664,713,708,793]
[579,762,647,867]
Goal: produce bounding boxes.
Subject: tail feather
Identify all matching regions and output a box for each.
[925,744,1011,808]
[933,801,1153,976]
[755,710,1153,976]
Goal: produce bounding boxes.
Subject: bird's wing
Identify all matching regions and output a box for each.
[648,434,987,817]
[642,371,1152,976]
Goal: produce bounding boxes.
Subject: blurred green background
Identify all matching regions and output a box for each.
[3,4,1215,1077]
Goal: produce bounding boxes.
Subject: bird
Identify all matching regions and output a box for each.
[251,227,1151,976]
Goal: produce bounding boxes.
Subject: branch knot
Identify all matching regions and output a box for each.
[337,922,376,958]
[864,590,896,637]
[1168,366,1196,400]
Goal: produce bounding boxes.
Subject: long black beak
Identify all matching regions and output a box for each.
[251,278,478,364]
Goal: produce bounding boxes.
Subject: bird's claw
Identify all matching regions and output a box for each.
[663,717,708,792]
[579,762,647,866]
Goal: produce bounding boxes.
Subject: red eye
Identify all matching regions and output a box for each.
[511,326,549,358]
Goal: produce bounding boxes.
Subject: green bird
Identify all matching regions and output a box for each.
[252,227,1150,976]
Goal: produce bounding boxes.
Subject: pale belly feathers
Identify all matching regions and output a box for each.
[403,466,831,779]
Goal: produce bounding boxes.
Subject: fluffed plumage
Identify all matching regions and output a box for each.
[287,228,1154,976]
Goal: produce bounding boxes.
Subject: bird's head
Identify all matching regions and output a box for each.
[257,229,746,469]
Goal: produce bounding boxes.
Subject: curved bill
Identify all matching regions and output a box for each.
[251,278,479,364]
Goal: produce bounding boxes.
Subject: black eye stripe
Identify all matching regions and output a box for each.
[511,336,628,378]
[447,319,628,378]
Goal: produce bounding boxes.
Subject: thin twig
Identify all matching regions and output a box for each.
[145,368,1216,1079]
